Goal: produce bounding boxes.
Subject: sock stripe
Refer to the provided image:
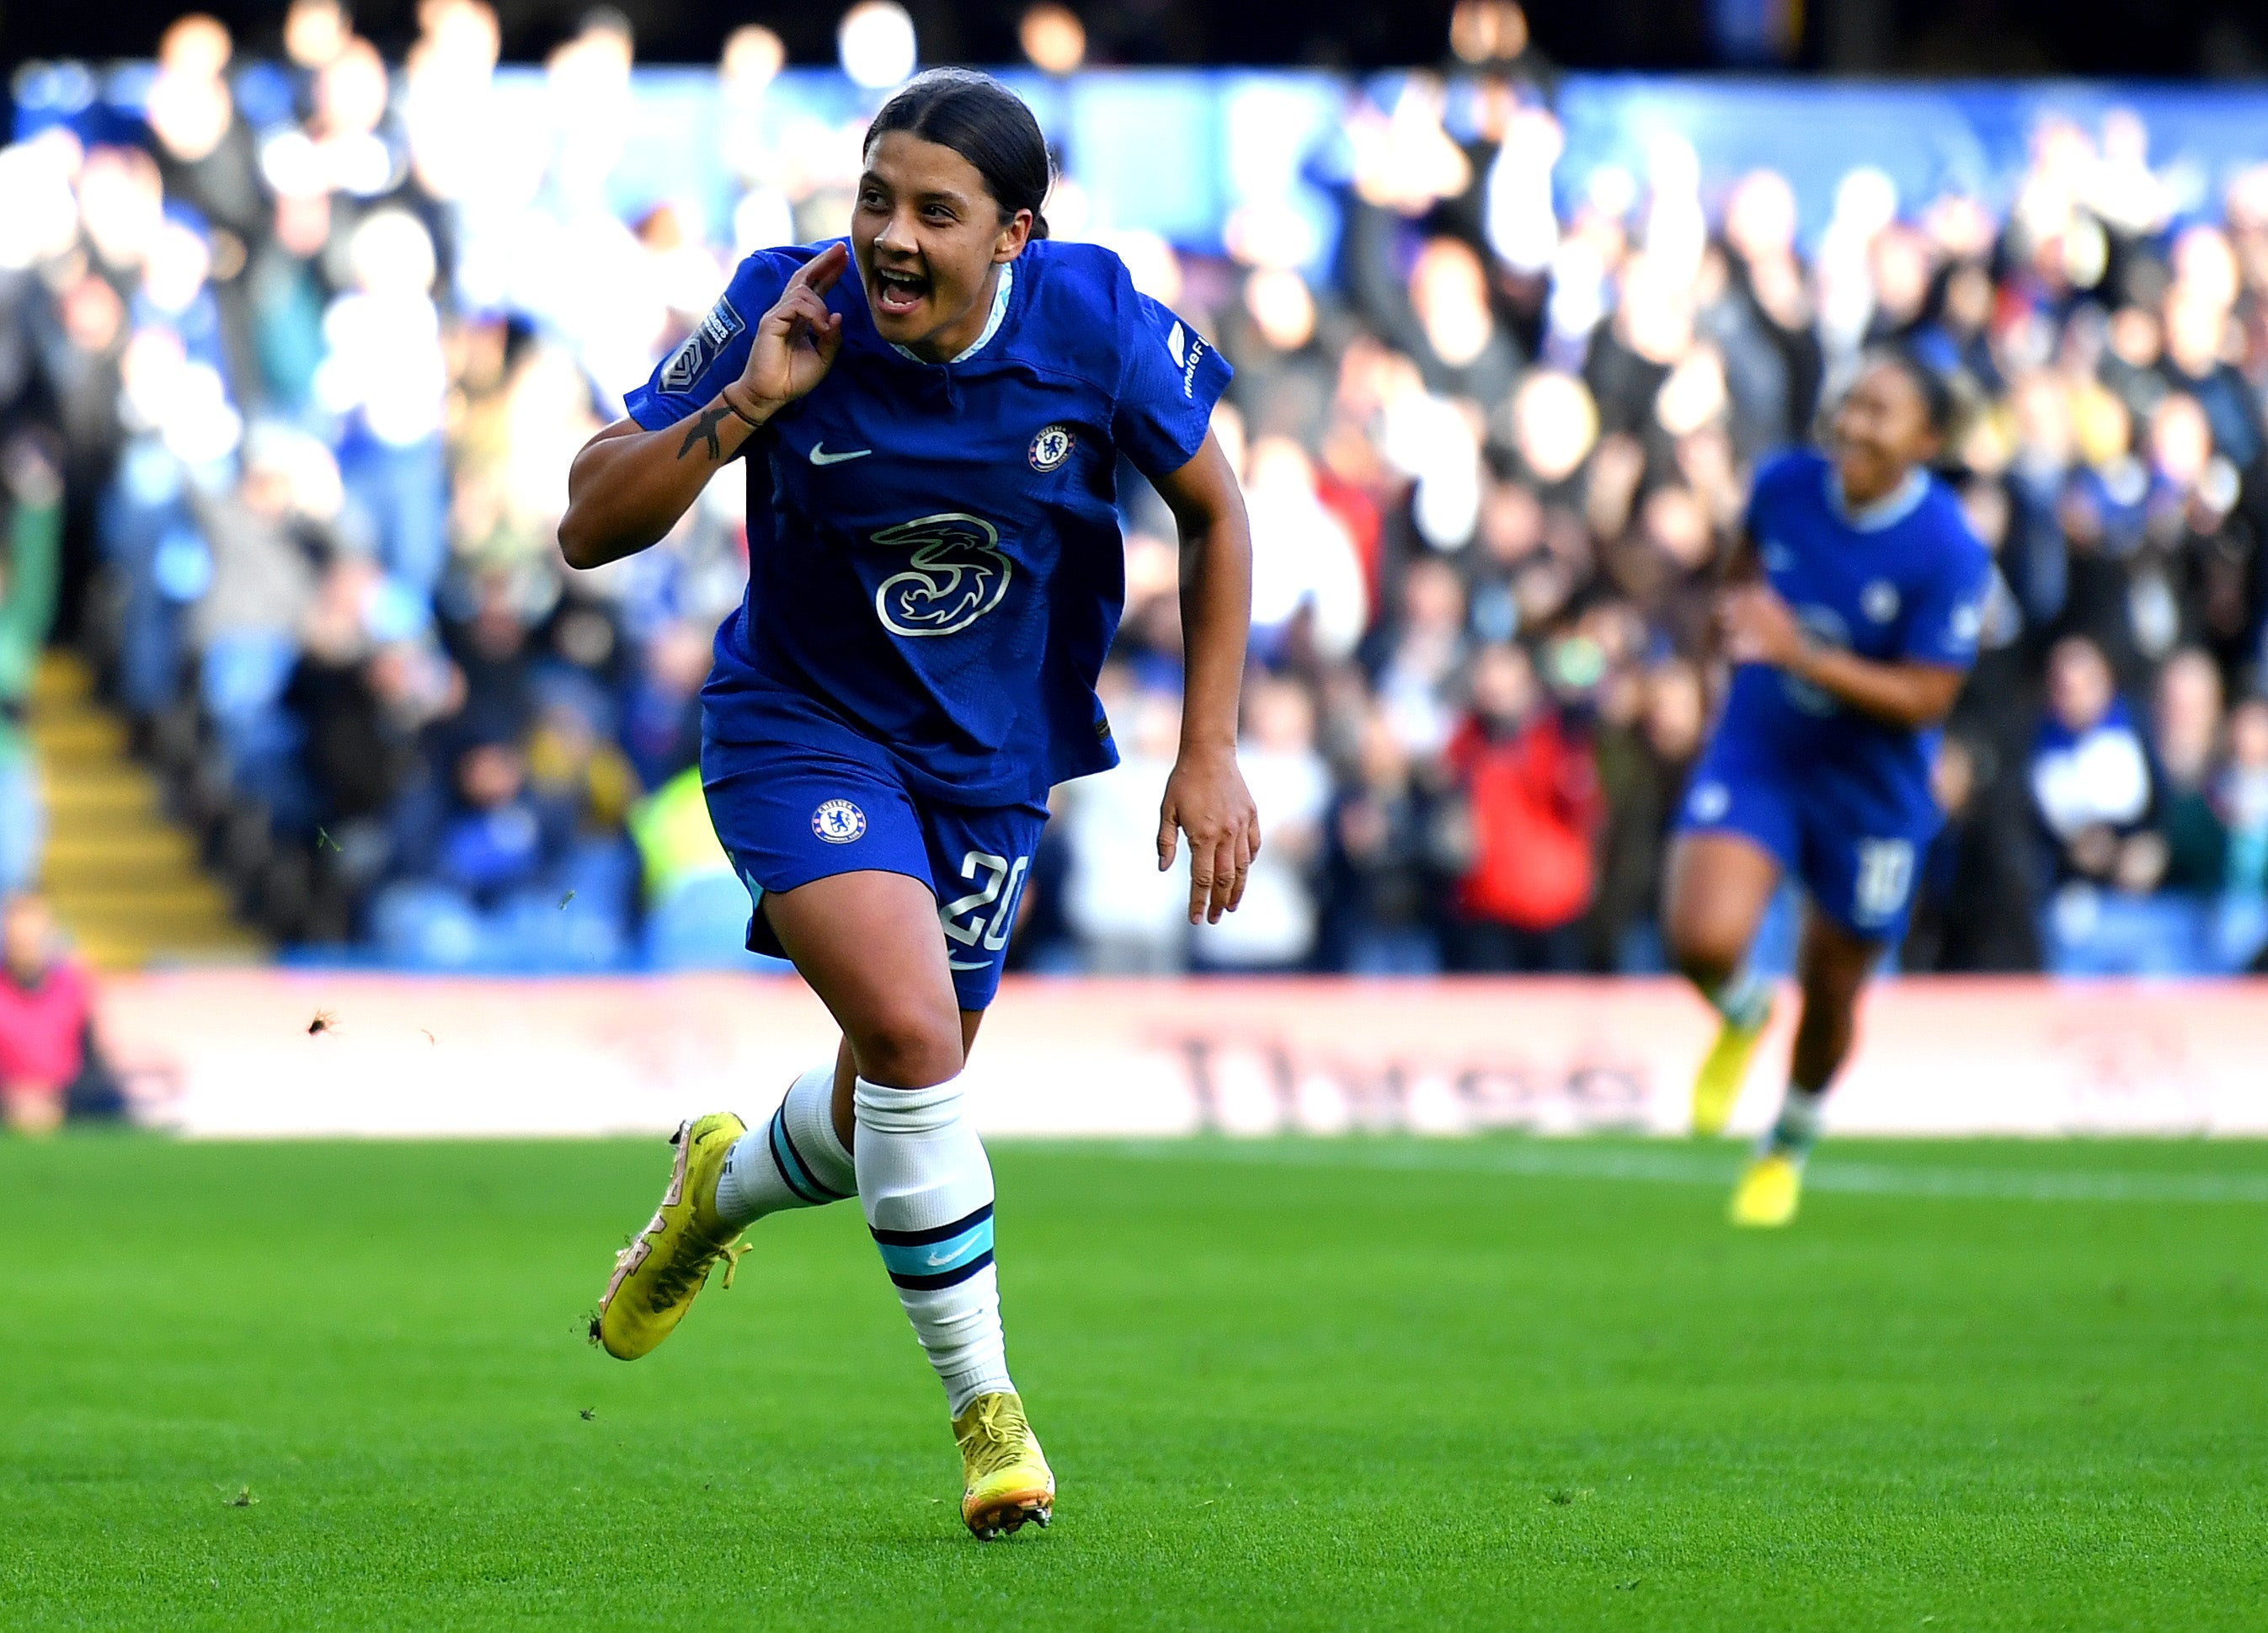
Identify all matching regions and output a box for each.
[851,1069,1013,1407]
[882,1248,995,1292]
[868,1200,994,1247]
[776,1103,852,1200]
[1710,969,1770,1030]
[767,1107,840,1207]
[871,1203,994,1287]
[1764,1086,1827,1159]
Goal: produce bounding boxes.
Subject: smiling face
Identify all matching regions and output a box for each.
[852,131,1032,362]
[1829,359,1940,507]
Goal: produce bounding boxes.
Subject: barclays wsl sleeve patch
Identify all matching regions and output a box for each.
[659,294,746,395]
[1163,318,1210,400]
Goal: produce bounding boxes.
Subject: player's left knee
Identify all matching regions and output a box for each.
[1799,954,1871,1012]
[849,1001,966,1089]
[1666,922,1744,990]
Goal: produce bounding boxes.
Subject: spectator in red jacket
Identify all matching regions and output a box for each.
[0,894,95,1135]
[1444,643,1603,971]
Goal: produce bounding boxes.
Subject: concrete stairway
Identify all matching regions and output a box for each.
[30,652,264,969]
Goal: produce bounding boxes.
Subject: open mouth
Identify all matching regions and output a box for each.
[872,264,930,318]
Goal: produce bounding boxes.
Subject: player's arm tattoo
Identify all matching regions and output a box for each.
[676,404,734,463]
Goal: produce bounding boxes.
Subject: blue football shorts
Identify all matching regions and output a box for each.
[1675,734,1938,946]
[700,721,1047,1011]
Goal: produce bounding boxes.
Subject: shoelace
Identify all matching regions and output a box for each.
[644,1233,751,1310]
[961,1396,1032,1480]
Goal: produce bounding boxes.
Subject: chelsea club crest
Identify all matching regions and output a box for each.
[812,799,867,844]
[1028,424,1075,471]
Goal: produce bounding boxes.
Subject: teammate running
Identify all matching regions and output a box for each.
[557,71,1257,1535]
[1667,350,1988,1228]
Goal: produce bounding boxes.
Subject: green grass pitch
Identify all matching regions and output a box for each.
[4,1133,2265,1630]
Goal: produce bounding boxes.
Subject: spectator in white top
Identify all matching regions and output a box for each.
[2216,699,2268,902]
[317,210,448,595]
[2030,633,2164,893]
[1192,676,1331,973]
[1373,555,1468,760]
[1057,668,1190,974]
[1242,435,1368,665]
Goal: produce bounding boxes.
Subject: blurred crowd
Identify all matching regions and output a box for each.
[4,0,2268,974]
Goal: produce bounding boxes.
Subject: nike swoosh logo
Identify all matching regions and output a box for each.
[809,444,872,465]
[947,958,990,971]
[925,1246,968,1267]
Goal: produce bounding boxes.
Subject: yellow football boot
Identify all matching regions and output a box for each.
[592,1113,750,1359]
[1728,1151,1803,1228]
[953,1391,1055,1540]
[1689,1000,1773,1137]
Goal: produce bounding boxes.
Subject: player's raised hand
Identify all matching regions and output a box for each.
[1157,744,1262,926]
[1718,581,1806,669]
[732,243,851,421]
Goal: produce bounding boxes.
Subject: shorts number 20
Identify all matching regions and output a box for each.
[1853,839,1915,926]
[942,851,1032,953]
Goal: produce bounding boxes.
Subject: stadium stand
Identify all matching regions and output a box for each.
[8,3,2268,977]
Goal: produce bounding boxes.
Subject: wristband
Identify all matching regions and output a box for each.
[718,383,769,429]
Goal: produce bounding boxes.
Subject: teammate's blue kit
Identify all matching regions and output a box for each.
[1679,450,1993,942]
[624,239,1231,1006]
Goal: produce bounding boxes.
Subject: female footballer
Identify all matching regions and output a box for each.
[558,70,1259,1538]
[1668,350,1988,1227]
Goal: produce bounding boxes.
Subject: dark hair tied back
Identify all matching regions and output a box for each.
[864,68,1052,240]
[1874,343,1961,441]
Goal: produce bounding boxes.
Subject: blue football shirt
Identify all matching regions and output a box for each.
[623,237,1231,807]
[1715,449,1993,828]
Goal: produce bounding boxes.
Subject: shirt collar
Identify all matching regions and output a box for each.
[1827,464,1929,531]
[890,261,1014,366]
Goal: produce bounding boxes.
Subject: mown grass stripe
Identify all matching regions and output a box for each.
[1097,1137,2268,1205]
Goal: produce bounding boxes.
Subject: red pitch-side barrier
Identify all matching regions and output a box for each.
[92,974,2268,1139]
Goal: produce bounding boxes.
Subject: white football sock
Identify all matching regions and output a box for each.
[853,1073,1013,1415]
[713,1062,857,1225]
[1763,1083,1827,1162]
[1705,965,1772,1031]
